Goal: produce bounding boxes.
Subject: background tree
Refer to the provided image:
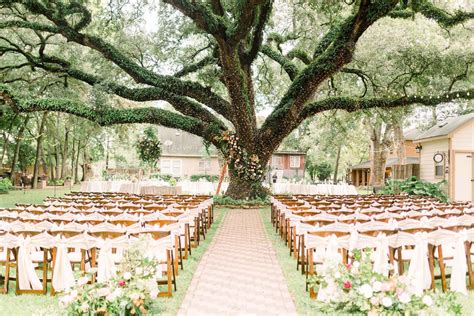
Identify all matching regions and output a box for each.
[0,0,473,198]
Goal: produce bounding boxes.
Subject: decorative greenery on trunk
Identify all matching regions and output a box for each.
[0,0,473,198]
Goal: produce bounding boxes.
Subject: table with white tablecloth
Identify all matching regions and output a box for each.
[271,183,357,195]
[81,180,226,195]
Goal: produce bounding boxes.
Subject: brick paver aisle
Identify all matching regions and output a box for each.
[178,209,297,315]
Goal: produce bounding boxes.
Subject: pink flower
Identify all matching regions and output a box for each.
[370,296,380,306]
[118,280,126,287]
[343,281,352,289]
[345,263,352,270]
[381,282,391,292]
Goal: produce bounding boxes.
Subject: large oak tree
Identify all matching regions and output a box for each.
[0,0,473,198]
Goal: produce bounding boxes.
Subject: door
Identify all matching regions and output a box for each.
[454,153,473,201]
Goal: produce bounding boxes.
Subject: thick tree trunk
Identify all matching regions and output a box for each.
[224,154,270,199]
[370,148,388,190]
[225,173,265,200]
[1,132,8,166]
[32,112,48,188]
[40,145,48,177]
[1,114,17,166]
[10,115,30,182]
[393,121,405,165]
[82,148,93,181]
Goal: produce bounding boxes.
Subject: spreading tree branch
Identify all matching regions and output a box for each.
[300,88,474,120]
[0,1,233,121]
[243,0,273,64]
[260,45,298,80]
[389,0,474,28]
[0,84,224,142]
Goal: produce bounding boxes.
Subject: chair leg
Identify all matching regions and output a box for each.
[2,248,11,293]
[170,252,177,292]
[397,248,404,275]
[186,225,192,256]
[42,249,48,295]
[428,245,436,290]
[465,241,474,290]
[437,245,447,292]
[308,249,316,299]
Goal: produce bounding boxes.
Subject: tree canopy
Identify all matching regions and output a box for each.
[0,0,473,198]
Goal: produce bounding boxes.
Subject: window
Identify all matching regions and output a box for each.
[199,159,211,171]
[289,156,301,168]
[160,159,182,176]
[434,162,444,178]
[160,159,171,174]
[172,160,182,175]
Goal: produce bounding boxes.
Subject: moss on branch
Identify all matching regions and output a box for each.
[0,84,224,142]
[261,45,298,80]
[389,0,474,28]
[300,89,474,119]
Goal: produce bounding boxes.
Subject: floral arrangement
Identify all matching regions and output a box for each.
[308,250,462,316]
[60,241,162,315]
[214,130,265,182]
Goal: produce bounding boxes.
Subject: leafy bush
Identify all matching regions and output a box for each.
[381,176,448,202]
[315,162,333,181]
[0,178,13,193]
[150,174,180,183]
[190,175,219,182]
[213,195,270,206]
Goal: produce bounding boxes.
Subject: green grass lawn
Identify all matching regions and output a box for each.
[0,185,80,208]
[0,187,227,315]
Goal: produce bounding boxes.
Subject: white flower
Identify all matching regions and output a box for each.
[398,292,411,304]
[123,272,132,280]
[372,281,382,292]
[70,290,78,299]
[359,284,373,299]
[59,295,74,307]
[422,295,433,306]
[382,297,393,307]
[80,302,89,313]
[97,287,111,297]
[129,293,140,300]
[77,276,89,286]
[334,271,341,279]
[353,261,360,268]
[136,267,143,275]
[150,290,159,299]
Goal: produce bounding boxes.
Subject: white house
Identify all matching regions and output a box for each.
[414,113,474,202]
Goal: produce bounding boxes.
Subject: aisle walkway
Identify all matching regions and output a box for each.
[178,209,297,315]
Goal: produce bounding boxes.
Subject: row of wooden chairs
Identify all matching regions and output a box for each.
[271,195,474,297]
[0,192,214,296]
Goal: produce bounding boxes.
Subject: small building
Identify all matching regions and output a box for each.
[270,150,306,180]
[349,129,420,187]
[414,113,474,202]
[157,127,221,178]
